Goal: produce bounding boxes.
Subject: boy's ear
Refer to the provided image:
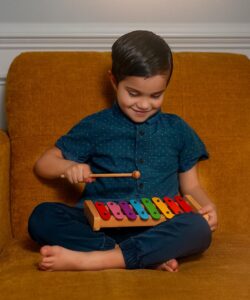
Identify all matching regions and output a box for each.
[108,70,118,91]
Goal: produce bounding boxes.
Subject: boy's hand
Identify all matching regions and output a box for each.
[198,203,218,232]
[61,163,96,184]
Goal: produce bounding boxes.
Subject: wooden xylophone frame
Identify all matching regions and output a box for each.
[84,195,208,231]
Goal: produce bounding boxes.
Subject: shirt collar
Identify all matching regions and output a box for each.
[112,101,161,126]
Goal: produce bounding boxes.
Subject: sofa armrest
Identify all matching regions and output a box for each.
[0,129,12,251]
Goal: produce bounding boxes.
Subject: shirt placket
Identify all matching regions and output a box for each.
[135,124,148,197]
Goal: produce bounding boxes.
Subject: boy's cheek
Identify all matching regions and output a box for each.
[152,101,163,110]
[117,94,135,106]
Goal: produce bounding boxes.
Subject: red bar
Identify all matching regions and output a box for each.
[94,201,111,220]
[163,197,182,214]
[174,196,193,213]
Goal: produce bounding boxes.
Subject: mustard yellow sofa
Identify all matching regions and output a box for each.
[0,51,250,300]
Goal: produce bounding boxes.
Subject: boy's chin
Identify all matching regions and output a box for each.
[132,117,149,123]
[129,111,157,123]
[126,113,149,123]
[122,107,159,123]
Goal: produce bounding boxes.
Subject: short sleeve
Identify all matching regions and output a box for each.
[55,118,94,163]
[178,118,209,173]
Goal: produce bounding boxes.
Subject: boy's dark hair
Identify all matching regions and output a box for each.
[111,30,173,84]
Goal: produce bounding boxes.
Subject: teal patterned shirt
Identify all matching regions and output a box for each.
[56,102,209,207]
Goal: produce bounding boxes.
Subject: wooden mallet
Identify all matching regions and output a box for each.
[60,170,141,180]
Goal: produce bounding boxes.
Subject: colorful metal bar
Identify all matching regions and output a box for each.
[141,198,161,220]
[163,196,182,214]
[151,197,175,219]
[107,201,125,220]
[129,199,149,220]
[119,201,137,220]
[94,202,111,220]
[174,196,193,213]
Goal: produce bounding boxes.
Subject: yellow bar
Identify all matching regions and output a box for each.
[152,197,175,219]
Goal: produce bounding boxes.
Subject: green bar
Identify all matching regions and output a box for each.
[141,198,161,220]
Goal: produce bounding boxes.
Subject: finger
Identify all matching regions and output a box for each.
[87,177,96,183]
[84,177,96,184]
[199,207,211,214]
[199,210,209,216]
[212,222,218,231]
[73,169,81,184]
[82,170,92,183]
[84,172,92,180]
[83,178,91,183]
[208,219,218,231]
[83,164,92,174]
[210,226,217,232]
[65,172,74,184]
[198,207,206,214]
[77,167,84,183]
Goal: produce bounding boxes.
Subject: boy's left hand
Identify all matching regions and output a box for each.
[198,203,218,232]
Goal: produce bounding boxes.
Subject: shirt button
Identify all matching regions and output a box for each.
[139,130,145,136]
[139,183,144,189]
[139,158,144,164]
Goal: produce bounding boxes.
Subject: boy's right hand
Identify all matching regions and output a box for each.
[61,163,96,184]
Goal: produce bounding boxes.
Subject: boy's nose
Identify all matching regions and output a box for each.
[137,99,150,110]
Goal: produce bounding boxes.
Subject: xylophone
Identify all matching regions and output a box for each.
[84,195,209,231]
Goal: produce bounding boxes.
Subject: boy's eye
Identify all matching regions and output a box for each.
[151,94,162,99]
[128,91,139,97]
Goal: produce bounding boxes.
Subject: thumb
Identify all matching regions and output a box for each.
[198,207,207,214]
[81,163,93,177]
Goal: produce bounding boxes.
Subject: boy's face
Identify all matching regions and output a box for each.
[110,73,169,123]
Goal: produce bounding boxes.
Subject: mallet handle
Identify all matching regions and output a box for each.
[90,173,133,178]
[60,170,141,180]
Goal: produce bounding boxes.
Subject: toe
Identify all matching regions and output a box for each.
[38,262,47,271]
[40,245,53,257]
[163,263,174,272]
[42,256,54,264]
[39,261,53,271]
[166,259,179,272]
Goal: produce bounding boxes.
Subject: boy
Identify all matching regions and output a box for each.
[28,30,218,272]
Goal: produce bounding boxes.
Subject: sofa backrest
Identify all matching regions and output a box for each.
[6,52,250,239]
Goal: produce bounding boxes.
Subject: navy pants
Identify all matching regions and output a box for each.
[28,202,212,269]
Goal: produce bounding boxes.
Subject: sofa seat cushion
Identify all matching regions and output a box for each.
[0,233,249,300]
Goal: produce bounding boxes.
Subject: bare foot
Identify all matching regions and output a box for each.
[39,245,125,271]
[154,259,179,272]
[39,245,87,271]
[39,245,178,272]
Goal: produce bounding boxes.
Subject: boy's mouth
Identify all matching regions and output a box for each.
[132,108,151,114]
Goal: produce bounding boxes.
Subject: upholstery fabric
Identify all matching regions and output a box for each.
[0,234,249,300]
[0,52,250,299]
[0,130,11,250]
